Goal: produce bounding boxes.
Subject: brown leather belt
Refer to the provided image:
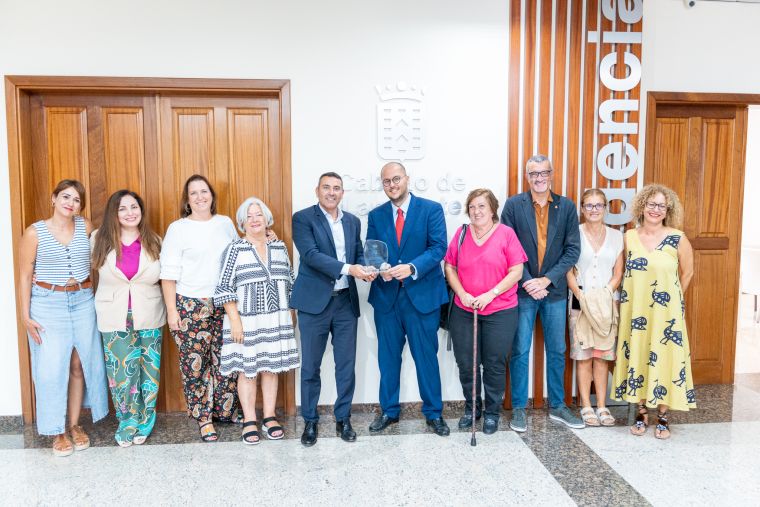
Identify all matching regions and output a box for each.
[35,279,93,292]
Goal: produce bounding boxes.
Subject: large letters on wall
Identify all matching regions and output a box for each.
[508,0,643,224]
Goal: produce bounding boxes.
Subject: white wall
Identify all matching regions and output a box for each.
[0,0,508,415]
[742,107,760,249]
[638,0,760,179]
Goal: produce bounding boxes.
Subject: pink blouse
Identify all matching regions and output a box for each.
[444,224,527,315]
[117,238,141,308]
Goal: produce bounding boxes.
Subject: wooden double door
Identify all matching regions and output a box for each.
[8,77,294,420]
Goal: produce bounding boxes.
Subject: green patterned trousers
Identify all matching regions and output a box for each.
[101,311,162,444]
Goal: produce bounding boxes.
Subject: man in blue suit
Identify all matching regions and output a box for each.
[500,154,583,432]
[291,172,375,447]
[366,162,450,436]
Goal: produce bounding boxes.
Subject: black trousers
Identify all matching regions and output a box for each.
[449,304,518,416]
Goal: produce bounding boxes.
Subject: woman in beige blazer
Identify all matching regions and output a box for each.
[92,190,165,447]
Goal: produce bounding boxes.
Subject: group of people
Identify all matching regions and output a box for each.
[18,153,696,456]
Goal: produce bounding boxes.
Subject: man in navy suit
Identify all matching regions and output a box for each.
[500,154,583,432]
[291,172,375,447]
[366,162,450,436]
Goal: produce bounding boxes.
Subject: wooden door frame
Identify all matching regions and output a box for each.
[5,76,294,423]
[644,91,760,384]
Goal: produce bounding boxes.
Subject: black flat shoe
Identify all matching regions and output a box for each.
[301,421,318,447]
[457,409,482,429]
[369,414,399,433]
[336,419,357,442]
[426,417,450,437]
[483,415,499,435]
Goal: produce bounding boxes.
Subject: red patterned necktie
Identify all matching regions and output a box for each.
[395,208,404,245]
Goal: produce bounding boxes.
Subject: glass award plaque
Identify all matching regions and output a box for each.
[363,240,390,273]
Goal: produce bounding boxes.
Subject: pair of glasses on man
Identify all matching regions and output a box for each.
[645,201,668,211]
[382,175,404,187]
[527,170,553,180]
[582,203,606,211]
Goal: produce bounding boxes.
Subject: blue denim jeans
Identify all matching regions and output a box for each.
[28,285,109,435]
[510,296,567,409]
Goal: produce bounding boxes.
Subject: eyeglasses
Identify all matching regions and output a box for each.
[645,201,668,211]
[382,175,404,187]
[527,170,552,180]
[583,203,606,211]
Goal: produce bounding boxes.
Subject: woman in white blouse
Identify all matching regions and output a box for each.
[566,189,624,427]
[160,174,240,442]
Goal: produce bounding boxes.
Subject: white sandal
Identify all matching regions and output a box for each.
[580,407,600,426]
[596,407,615,427]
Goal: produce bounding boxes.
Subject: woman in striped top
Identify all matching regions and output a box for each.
[17,179,108,457]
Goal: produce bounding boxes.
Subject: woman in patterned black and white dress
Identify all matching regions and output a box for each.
[214,197,299,445]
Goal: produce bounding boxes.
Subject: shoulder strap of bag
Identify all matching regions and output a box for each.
[455,224,468,268]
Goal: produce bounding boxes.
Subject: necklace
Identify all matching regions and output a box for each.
[474,222,496,240]
[584,224,606,251]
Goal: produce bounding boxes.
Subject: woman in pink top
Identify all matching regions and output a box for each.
[92,190,165,446]
[444,189,527,434]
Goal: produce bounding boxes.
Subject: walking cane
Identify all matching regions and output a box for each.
[471,308,478,447]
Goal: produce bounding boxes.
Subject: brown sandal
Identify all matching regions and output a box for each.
[655,411,671,440]
[69,425,90,451]
[630,403,648,436]
[53,434,74,457]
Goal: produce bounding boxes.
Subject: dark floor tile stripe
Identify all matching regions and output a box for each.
[516,410,651,507]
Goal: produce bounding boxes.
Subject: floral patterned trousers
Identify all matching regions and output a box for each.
[173,294,238,423]
[101,311,162,444]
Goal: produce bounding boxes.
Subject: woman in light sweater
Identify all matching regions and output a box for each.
[160,175,240,442]
[566,189,624,427]
[92,190,165,446]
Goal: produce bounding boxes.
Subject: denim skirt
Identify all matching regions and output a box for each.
[28,285,109,435]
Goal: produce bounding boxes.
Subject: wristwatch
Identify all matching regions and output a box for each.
[408,264,416,276]
[492,287,501,295]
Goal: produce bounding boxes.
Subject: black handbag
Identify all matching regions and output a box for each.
[439,225,468,340]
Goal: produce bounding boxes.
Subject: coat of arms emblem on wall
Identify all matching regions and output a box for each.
[376,82,425,161]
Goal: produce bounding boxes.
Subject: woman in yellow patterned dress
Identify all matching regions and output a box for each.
[612,184,695,440]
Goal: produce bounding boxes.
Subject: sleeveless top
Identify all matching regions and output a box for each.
[33,216,91,284]
[575,225,624,296]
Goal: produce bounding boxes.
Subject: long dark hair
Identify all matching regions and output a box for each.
[91,190,162,270]
[180,174,217,218]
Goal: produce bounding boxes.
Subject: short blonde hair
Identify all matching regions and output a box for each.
[236,197,274,233]
[631,184,683,229]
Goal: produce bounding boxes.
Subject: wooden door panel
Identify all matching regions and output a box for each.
[174,108,215,182]
[652,118,689,199]
[227,108,269,212]
[646,103,746,384]
[44,107,91,214]
[698,119,733,236]
[102,107,146,196]
[688,251,725,360]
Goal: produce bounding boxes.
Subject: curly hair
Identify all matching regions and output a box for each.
[631,184,684,229]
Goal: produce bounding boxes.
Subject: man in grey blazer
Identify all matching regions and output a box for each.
[500,154,583,432]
